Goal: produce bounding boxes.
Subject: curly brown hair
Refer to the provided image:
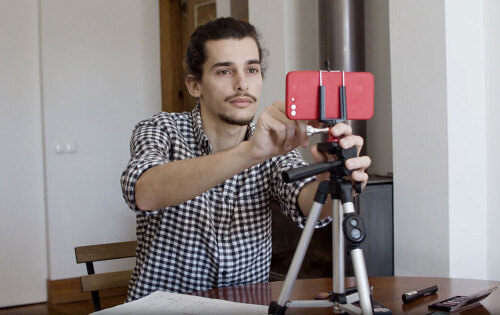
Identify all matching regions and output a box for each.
[185,17,266,81]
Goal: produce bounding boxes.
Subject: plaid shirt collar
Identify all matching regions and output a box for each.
[191,104,254,155]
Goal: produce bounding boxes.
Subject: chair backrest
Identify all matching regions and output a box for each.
[74,240,137,311]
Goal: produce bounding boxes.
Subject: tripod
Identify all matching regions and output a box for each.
[268,140,373,314]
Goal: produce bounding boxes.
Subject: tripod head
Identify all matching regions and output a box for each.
[282,135,362,194]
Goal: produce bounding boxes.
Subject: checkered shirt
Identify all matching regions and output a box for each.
[121,105,331,302]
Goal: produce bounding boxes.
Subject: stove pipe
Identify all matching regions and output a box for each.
[318,0,366,155]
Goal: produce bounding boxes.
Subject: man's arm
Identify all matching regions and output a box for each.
[135,101,309,211]
[135,141,257,210]
[297,180,332,219]
[135,103,371,212]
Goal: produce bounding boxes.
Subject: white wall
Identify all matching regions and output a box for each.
[283,1,319,73]
[1,0,161,306]
[0,0,48,307]
[41,0,161,280]
[445,0,487,279]
[249,0,320,163]
[216,0,231,17]
[390,0,499,279]
[390,0,451,277]
[249,0,319,108]
[249,0,286,119]
[485,0,500,281]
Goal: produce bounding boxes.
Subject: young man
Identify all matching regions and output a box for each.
[121,17,370,301]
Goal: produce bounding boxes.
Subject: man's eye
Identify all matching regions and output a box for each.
[248,68,259,74]
[217,69,230,75]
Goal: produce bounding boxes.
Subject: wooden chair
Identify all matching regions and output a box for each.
[74,240,137,311]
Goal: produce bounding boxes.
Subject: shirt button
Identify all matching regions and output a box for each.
[222,271,227,276]
[224,196,229,204]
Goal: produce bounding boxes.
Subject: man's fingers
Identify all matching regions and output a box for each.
[269,103,308,150]
[345,156,371,171]
[264,115,300,152]
[284,122,295,150]
[297,120,309,147]
[264,116,287,147]
[339,135,364,154]
[350,170,369,183]
[330,122,352,137]
[272,115,297,150]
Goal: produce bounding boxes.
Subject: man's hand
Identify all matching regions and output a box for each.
[309,122,371,189]
[246,101,310,162]
[298,122,371,218]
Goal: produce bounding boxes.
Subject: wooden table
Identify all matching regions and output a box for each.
[191,277,500,314]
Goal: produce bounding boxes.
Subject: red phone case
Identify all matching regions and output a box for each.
[285,71,374,120]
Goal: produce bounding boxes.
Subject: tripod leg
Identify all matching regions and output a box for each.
[343,200,373,315]
[268,181,329,314]
[351,249,372,314]
[332,199,345,295]
[276,201,324,305]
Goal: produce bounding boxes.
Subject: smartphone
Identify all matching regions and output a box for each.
[285,71,374,121]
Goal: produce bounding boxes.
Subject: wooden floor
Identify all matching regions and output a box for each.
[0,296,126,315]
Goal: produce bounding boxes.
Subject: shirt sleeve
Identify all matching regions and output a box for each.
[270,150,332,228]
[120,118,171,213]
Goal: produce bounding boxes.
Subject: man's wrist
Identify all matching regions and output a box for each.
[236,140,266,167]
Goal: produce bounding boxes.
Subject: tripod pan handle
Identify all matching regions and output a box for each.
[282,161,342,183]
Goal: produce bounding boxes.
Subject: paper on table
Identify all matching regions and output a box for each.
[91,290,269,315]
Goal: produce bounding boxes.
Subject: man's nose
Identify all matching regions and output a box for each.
[234,72,248,92]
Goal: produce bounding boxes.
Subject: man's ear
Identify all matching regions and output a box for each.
[185,74,201,98]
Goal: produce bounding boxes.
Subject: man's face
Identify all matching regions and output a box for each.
[190,37,263,126]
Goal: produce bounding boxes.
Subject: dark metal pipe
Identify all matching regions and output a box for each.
[318,0,365,71]
[318,0,367,155]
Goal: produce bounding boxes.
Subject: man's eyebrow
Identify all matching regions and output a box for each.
[211,62,233,69]
[210,60,262,70]
[247,59,261,66]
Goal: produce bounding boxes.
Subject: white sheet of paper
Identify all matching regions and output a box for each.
[92,291,269,315]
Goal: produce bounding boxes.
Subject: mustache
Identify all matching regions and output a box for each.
[224,92,257,102]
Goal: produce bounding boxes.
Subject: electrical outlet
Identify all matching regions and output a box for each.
[55,143,65,154]
[55,141,78,154]
[66,142,77,153]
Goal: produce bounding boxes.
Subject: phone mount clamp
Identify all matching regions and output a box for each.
[268,66,374,314]
[320,62,347,125]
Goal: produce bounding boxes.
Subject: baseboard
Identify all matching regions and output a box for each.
[47,277,128,305]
